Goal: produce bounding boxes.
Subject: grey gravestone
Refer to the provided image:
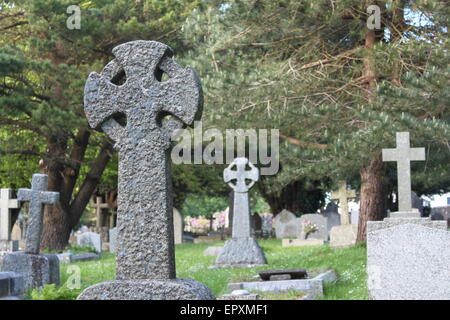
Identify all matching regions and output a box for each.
[382,132,425,214]
[77,40,214,300]
[320,202,340,233]
[76,231,102,253]
[275,210,298,239]
[0,174,60,291]
[215,158,266,267]
[109,227,117,254]
[173,208,183,244]
[367,223,450,300]
[350,209,359,225]
[0,189,19,252]
[298,214,328,240]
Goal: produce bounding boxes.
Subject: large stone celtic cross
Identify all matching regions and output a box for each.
[223,158,259,238]
[84,41,202,281]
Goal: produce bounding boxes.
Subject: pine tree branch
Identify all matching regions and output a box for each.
[278,132,328,150]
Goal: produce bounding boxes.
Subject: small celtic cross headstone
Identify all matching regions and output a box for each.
[223,157,259,238]
[78,40,213,300]
[331,181,356,225]
[215,158,266,268]
[382,132,425,212]
[17,174,59,254]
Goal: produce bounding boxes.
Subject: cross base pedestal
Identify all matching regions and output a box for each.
[77,278,215,300]
[388,209,421,219]
[214,237,267,268]
[0,252,59,291]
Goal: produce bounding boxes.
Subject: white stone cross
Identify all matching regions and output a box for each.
[91,196,109,229]
[0,189,19,241]
[382,132,425,212]
[331,181,356,225]
[223,158,259,238]
[18,174,59,254]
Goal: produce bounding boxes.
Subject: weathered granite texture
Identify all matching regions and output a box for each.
[275,210,298,239]
[298,214,328,240]
[215,237,267,267]
[78,279,215,300]
[0,252,59,291]
[79,40,213,300]
[367,224,450,300]
[0,240,18,252]
[329,224,358,248]
[382,132,425,212]
[17,174,59,254]
[215,158,266,267]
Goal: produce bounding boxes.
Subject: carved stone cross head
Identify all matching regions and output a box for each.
[224,158,259,193]
[84,40,203,150]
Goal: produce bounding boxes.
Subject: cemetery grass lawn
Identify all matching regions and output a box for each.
[30,240,367,300]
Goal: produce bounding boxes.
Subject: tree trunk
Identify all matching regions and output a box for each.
[357,151,387,242]
[41,136,72,251]
[40,134,114,251]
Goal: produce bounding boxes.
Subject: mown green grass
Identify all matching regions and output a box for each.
[30,239,368,300]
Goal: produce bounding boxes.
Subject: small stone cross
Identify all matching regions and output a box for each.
[223,158,259,238]
[382,132,425,212]
[91,196,109,229]
[0,189,19,241]
[331,181,356,225]
[17,174,59,254]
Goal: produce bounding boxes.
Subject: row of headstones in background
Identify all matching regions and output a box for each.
[367,132,449,300]
[0,174,60,292]
[214,158,267,267]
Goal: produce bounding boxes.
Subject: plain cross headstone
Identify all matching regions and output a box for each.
[91,196,109,229]
[17,174,59,254]
[331,181,356,225]
[0,189,19,241]
[78,40,214,299]
[382,132,425,212]
[223,158,259,238]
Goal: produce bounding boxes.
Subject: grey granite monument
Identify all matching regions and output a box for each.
[0,189,19,252]
[0,174,60,291]
[367,223,450,300]
[274,209,298,239]
[77,40,214,300]
[214,158,267,267]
